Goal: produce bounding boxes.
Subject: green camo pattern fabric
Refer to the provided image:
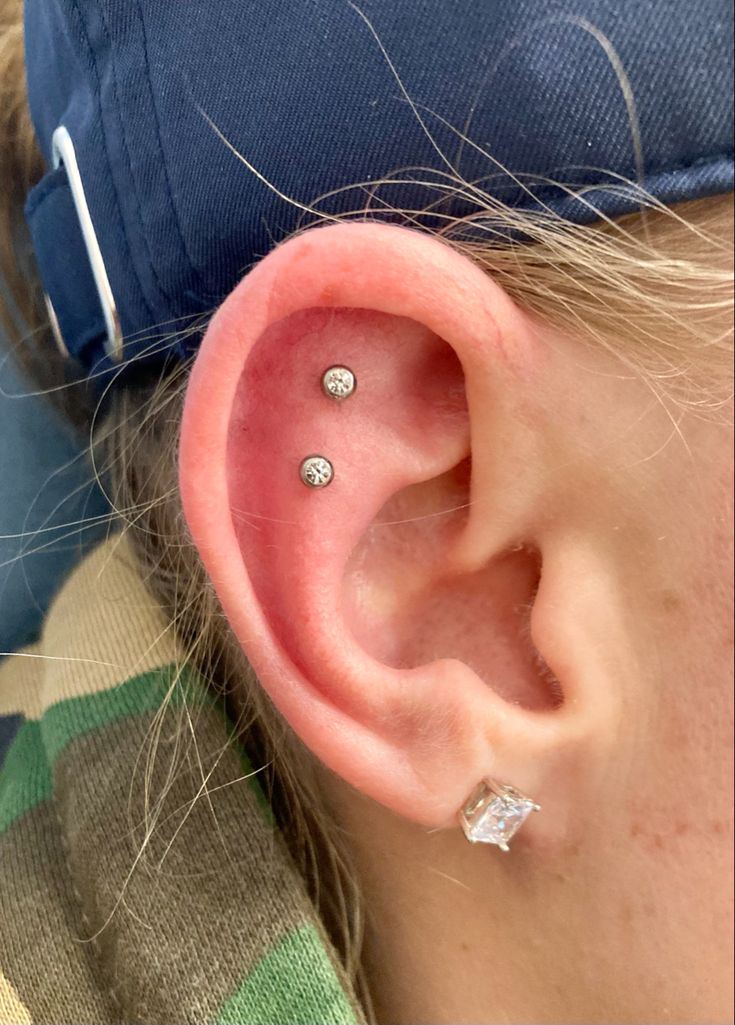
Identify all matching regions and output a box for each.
[0,539,364,1025]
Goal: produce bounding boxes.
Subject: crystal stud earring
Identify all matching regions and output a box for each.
[300,455,334,488]
[458,778,540,851]
[322,365,356,400]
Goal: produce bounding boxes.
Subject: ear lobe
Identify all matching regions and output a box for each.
[180,222,612,841]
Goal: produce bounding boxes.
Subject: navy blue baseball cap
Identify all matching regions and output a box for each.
[23,1,734,376]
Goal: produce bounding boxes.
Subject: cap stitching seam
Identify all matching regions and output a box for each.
[466,152,734,203]
[136,3,213,305]
[94,1,181,317]
[64,0,160,332]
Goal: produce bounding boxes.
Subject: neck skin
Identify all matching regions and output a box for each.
[318,756,734,1025]
[319,768,589,1025]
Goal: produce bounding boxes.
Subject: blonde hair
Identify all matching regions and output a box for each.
[1,0,733,1011]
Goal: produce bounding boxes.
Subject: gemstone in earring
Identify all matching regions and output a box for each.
[458,778,540,851]
[300,455,334,488]
[322,365,356,400]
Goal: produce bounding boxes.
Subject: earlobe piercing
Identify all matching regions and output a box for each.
[322,365,356,400]
[300,455,334,488]
[458,778,540,851]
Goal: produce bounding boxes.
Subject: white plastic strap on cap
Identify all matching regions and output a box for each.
[49,125,123,363]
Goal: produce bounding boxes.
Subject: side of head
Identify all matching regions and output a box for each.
[1,2,733,1017]
[177,209,733,1020]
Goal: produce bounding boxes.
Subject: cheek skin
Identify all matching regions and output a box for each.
[533,345,734,1019]
[616,415,734,1012]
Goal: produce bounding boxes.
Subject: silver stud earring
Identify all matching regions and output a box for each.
[300,368,353,489]
[300,455,334,488]
[458,778,540,851]
[322,365,356,400]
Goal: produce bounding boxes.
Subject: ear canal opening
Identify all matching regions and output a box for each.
[342,461,564,712]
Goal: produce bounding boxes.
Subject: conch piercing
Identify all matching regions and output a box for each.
[300,455,334,488]
[458,778,540,851]
[322,365,356,400]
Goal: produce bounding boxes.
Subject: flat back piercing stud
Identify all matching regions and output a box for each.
[458,778,540,851]
[300,455,334,488]
[322,365,356,400]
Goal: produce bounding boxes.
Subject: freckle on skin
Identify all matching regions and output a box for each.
[661,590,682,613]
[675,822,689,836]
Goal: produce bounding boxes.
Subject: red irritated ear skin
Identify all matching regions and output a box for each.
[179,221,620,846]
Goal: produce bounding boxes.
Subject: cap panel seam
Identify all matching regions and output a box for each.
[487,150,735,204]
[93,0,183,321]
[64,0,160,334]
[136,1,214,304]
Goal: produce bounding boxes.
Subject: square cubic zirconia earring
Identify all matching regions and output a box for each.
[458,778,540,851]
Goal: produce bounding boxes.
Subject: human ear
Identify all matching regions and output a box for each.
[179,222,620,846]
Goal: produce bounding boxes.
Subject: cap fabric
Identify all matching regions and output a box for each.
[23,0,735,374]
